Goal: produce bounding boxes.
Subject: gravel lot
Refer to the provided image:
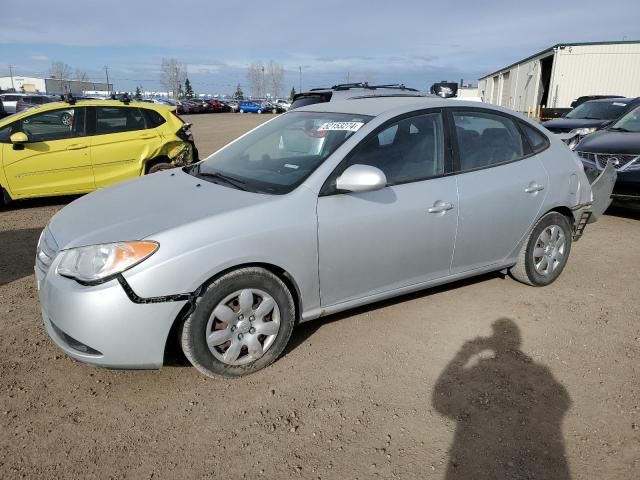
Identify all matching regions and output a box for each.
[1,113,638,479]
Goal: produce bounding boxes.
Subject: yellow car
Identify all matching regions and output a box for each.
[0,98,196,204]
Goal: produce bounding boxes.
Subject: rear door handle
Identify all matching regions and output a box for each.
[66,143,88,150]
[524,182,545,193]
[428,201,454,213]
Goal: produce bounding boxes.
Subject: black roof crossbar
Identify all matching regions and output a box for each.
[309,82,419,93]
[60,93,77,105]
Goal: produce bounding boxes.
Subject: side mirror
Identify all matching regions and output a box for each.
[10,132,29,144]
[336,164,387,193]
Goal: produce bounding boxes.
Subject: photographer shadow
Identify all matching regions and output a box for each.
[432,318,572,480]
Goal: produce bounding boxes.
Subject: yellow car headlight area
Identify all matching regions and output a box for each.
[57,241,159,285]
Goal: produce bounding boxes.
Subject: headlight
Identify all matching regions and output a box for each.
[57,241,158,284]
[569,127,597,136]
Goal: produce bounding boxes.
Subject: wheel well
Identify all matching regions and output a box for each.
[144,156,171,174]
[0,185,11,205]
[162,262,302,365]
[547,206,574,226]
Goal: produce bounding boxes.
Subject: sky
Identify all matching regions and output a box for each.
[1,0,639,97]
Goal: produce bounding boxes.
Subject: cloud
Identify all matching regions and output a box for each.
[30,54,49,62]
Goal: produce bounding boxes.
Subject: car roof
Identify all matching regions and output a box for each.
[294,96,494,117]
[585,97,639,104]
[0,99,176,124]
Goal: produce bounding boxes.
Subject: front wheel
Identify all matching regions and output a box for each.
[257,109,262,114]
[181,267,296,377]
[239,109,245,114]
[509,212,573,286]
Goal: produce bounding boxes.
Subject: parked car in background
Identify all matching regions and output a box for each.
[0,98,196,204]
[35,96,615,378]
[575,105,640,202]
[207,99,225,112]
[543,97,640,134]
[290,82,423,110]
[226,101,239,112]
[0,97,6,119]
[570,95,624,108]
[1,93,54,114]
[238,101,263,113]
[275,99,291,111]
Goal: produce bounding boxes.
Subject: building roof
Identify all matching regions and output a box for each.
[478,40,640,81]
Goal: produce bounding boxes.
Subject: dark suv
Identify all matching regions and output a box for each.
[290,83,424,110]
[543,97,640,134]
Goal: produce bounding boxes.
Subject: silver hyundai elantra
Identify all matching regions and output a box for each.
[36,97,616,377]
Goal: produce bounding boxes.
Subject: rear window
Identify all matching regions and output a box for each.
[2,95,21,102]
[290,93,332,110]
[142,108,166,128]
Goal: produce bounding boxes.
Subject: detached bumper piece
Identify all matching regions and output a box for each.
[588,161,618,223]
[572,211,592,241]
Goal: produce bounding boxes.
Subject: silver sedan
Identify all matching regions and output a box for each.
[36,97,615,377]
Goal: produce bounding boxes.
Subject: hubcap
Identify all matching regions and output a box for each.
[532,224,566,276]
[205,288,280,366]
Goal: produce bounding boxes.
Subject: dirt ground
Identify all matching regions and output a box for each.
[1,113,638,480]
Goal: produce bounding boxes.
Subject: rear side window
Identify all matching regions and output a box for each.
[96,107,146,134]
[142,109,166,128]
[453,111,525,171]
[520,122,549,152]
[2,95,21,102]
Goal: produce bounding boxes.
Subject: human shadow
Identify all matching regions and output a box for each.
[0,228,42,287]
[432,318,572,480]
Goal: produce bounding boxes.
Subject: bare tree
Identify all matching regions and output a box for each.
[265,60,284,99]
[160,58,187,98]
[49,61,72,80]
[246,62,264,98]
[75,70,89,82]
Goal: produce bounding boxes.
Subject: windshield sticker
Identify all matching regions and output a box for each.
[284,164,299,170]
[612,102,627,107]
[317,121,364,132]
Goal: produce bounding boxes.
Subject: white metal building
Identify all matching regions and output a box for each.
[0,76,46,93]
[478,41,640,114]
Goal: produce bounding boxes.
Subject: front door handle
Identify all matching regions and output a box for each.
[524,182,545,193]
[428,201,454,214]
[66,143,88,150]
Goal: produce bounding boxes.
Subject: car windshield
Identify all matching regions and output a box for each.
[192,111,372,194]
[610,106,640,132]
[565,100,628,120]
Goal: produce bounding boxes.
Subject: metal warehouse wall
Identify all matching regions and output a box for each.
[478,53,550,114]
[549,43,640,107]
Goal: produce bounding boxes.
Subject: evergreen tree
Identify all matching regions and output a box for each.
[134,86,142,100]
[178,82,184,98]
[289,86,296,100]
[234,83,244,100]
[184,78,194,99]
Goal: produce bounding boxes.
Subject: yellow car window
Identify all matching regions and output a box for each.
[20,108,86,143]
[96,107,146,134]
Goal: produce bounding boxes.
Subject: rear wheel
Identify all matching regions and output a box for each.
[257,109,262,114]
[181,267,296,377]
[239,109,245,114]
[510,212,573,286]
[147,162,172,174]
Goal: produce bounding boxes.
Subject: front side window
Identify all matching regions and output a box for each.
[344,112,445,185]
[96,107,146,134]
[16,107,86,143]
[453,111,524,170]
[194,111,372,194]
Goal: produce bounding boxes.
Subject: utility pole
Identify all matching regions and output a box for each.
[299,66,302,93]
[8,64,15,90]
[104,66,110,95]
[261,65,265,99]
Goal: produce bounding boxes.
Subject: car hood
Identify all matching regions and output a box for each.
[542,118,608,130]
[48,169,272,249]
[576,130,640,155]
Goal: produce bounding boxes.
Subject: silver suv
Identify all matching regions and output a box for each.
[36,96,615,378]
[289,82,424,110]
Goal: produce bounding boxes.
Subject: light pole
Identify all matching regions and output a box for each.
[261,66,265,99]
[299,66,302,92]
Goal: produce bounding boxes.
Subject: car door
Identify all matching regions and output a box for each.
[1,106,94,198]
[90,105,162,187]
[448,108,548,274]
[317,111,458,307]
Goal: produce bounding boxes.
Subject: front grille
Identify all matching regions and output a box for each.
[35,227,59,277]
[576,151,640,171]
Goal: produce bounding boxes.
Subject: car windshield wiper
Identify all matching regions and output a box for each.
[581,116,602,120]
[193,166,250,191]
[608,127,631,132]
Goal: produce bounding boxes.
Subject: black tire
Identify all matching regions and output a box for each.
[1,186,11,206]
[181,267,296,377]
[147,162,172,174]
[509,212,573,286]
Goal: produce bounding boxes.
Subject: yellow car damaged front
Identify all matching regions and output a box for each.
[0,99,194,202]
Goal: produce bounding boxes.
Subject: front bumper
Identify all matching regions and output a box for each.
[38,267,187,369]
